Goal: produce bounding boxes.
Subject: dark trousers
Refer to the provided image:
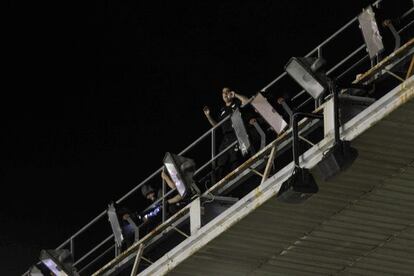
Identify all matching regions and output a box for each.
[216,134,241,180]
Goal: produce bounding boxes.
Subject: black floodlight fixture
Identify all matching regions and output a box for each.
[285,57,328,100]
[230,108,252,156]
[278,167,319,204]
[39,249,79,276]
[358,5,384,59]
[163,152,199,199]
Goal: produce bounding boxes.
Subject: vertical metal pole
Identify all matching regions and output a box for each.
[317,47,323,110]
[162,178,166,223]
[190,198,201,235]
[292,115,300,168]
[332,82,341,145]
[406,54,414,79]
[70,238,75,260]
[130,244,144,276]
[211,128,216,184]
[211,128,216,159]
[261,146,277,184]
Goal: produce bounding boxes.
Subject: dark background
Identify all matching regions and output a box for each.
[2,0,400,274]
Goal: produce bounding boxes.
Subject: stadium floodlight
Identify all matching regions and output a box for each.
[107,203,124,253]
[286,54,359,181]
[251,92,288,135]
[39,249,79,276]
[163,152,199,199]
[358,5,384,59]
[285,57,328,99]
[230,108,252,156]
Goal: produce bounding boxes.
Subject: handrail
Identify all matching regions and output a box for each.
[74,235,114,266]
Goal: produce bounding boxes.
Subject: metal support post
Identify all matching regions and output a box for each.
[162,178,166,223]
[130,244,144,276]
[252,121,266,150]
[292,115,300,168]
[292,113,324,168]
[115,245,119,257]
[190,197,201,235]
[70,238,75,260]
[406,54,414,79]
[261,146,277,184]
[277,98,293,127]
[332,82,341,145]
[211,128,216,184]
[317,46,323,58]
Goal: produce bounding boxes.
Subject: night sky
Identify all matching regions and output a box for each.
[3,0,393,274]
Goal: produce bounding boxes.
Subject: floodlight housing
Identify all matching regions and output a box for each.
[107,203,124,249]
[251,92,288,134]
[358,6,384,59]
[39,249,79,276]
[163,152,198,199]
[277,167,318,204]
[285,57,328,99]
[230,109,252,156]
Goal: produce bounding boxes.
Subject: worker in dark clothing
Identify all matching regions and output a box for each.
[138,170,186,234]
[138,183,164,236]
[203,87,250,180]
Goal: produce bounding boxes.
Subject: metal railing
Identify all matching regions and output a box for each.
[25,1,414,274]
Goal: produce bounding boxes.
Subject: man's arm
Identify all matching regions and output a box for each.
[161,170,176,190]
[167,194,182,204]
[161,170,183,204]
[203,106,217,127]
[232,91,250,105]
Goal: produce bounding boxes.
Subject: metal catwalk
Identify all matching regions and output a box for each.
[26,1,414,275]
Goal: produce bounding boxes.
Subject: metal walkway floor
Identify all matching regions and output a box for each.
[142,77,414,275]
